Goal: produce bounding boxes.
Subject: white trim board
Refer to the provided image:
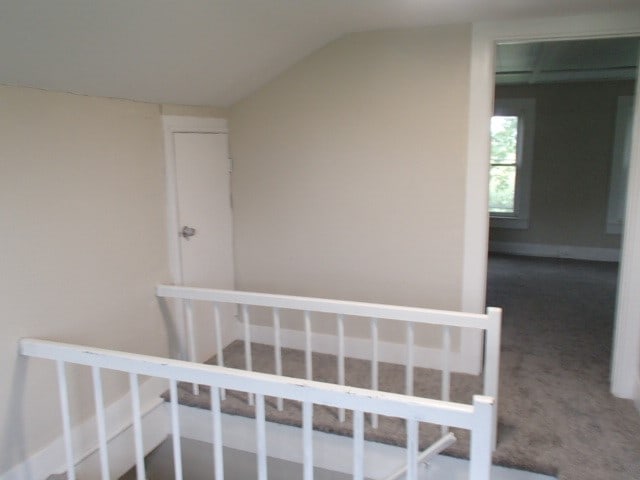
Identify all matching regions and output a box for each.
[489,241,620,262]
[613,80,640,398]
[0,377,169,480]
[250,325,478,374]
[464,10,640,399]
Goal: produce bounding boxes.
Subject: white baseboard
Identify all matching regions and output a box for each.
[1,377,169,480]
[489,241,620,262]
[249,325,475,374]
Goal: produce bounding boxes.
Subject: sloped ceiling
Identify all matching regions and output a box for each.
[0,0,638,106]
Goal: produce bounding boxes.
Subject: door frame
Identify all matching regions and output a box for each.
[162,115,229,285]
[462,10,640,399]
[162,116,230,360]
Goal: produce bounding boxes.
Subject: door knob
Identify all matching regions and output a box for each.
[181,226,196,240]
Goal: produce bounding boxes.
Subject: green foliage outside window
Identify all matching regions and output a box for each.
[489,116,518,213]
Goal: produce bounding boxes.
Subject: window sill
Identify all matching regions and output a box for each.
[606,221,623,235]
[490,216,529,230]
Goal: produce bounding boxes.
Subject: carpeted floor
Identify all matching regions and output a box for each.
[486,254,640,479]
[170,254,640,480]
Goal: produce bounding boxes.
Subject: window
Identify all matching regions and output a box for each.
[606,96,634,235]
[489,115,518,213]
[489,98,536,229]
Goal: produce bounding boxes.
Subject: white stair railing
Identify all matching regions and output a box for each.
[156,285,502,441]
[21,338,495,480]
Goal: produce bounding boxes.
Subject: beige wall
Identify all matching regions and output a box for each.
[490,80,636,250]
[0,25,474,473]
[161,103,229,118]
[230,25,472,321]
[0,86,173,475]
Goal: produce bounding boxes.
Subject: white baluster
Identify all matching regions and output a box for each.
[55,361,76,480]
[337,314,345,422]
[303,401,314,480]
[170,379,183,480]
[406,323,414,396]
[370,317,379,429]
[304,310,312,381]
[273,308,283,411]
[256,394,268,480]
[406,419,418,480]
[129,373,146,480]
[353,410,364,480]
[441,325,451,435]
[241,304,254,405]
[213,303,226,400]
[211,386,224,480]
[184,299,199,395]
[91,366,110,480]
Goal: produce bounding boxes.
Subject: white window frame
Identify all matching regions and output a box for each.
[606,95,634,235]
[490,98,536,229]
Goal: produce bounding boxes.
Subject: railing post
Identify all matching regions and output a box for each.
[484,307,502,449]
[469,395,494,480]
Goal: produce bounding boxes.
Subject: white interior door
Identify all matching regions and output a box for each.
[174,132,234,289]
[171,130,236,361]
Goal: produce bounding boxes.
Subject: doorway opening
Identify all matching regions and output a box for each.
[486,36,638,383]
[482,37,640,478]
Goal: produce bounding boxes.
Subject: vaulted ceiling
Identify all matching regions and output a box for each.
[0,1,638,106]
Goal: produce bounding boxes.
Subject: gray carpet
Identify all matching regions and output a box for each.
[169,255,640,480]
[170,343,482,461]
[486,254,640,479]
